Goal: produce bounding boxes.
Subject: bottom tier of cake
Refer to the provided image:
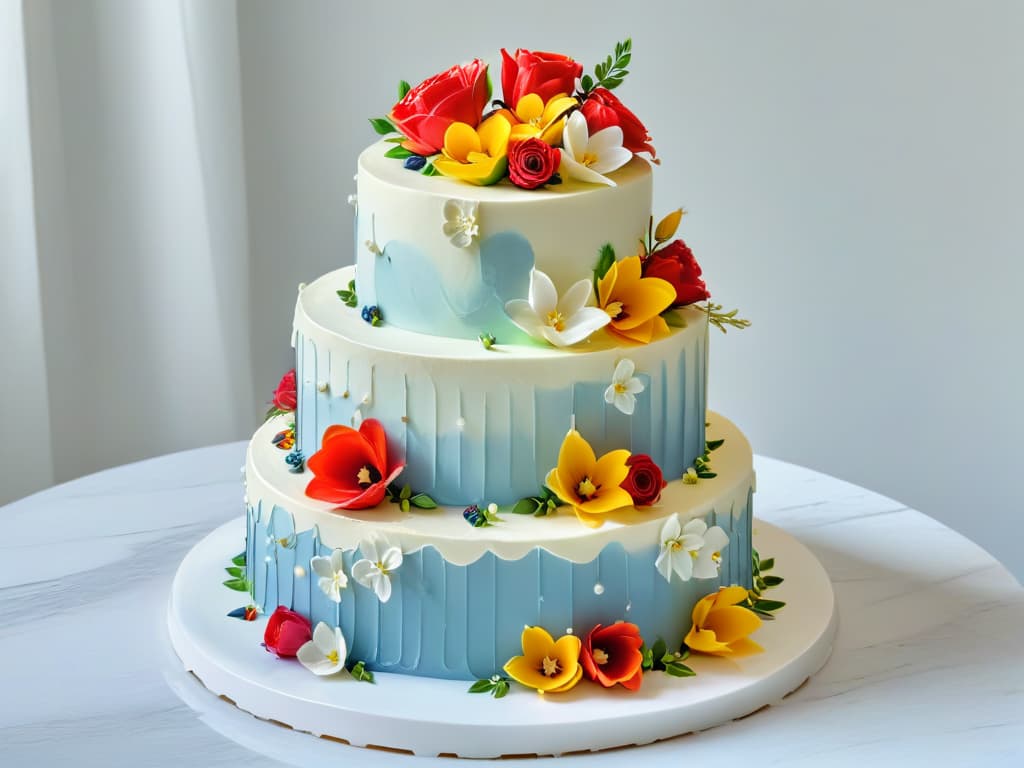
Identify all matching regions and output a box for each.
[243,413,755,681]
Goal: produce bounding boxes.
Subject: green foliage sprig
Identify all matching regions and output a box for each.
[641,637,696,677]
[386,482,438,512]
[700,302,752,334]
[336,279,357,308]
[223,551,251,593]
[580,39,632,94]
[510,486,564,517]
[468,675,511,698]
[349,660,375,683]
[745,549,785,618]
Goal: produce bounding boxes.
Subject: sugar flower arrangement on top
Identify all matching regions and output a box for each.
[368,40,653,189]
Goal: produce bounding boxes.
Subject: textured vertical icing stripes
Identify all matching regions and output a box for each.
[244,492,753,680]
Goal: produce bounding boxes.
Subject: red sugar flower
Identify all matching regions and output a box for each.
[581,621,644,690]
[305,419,405,509]
[263,606,311,658]
[271,369,297,412]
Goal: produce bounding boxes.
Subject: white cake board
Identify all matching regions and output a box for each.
[167,518,836,759]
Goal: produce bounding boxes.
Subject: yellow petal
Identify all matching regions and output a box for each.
[649,314,671,341]
[521,625,556,661]
[691,592,717,628]
[704,605,762,644]
[655,209,684,242]
[593,448,631,490]
[541,94,577,124]
[556,430,597,500]
[574,508,605,528]
[610,318,655,344]
[548,663,583,693]
[478,113,511,156]
[504,654,552,691]
[610,275,676,330]
[616,254,643,284]
[514,93,544,122]
[718,585,752,607]
[545,468,573,510]
[579,485,634,517]
[597,260,619,308]
[685,627,732,655]
[552,634,582,669]
[539,118,566,146]
[442,122,481,164]
[509,123,542,144]
[434,154,508,186]
[726,637,764,656]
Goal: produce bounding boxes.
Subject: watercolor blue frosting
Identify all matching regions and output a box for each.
[246,493,753,681]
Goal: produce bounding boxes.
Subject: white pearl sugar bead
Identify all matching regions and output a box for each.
[317,381,329,393]
[593,583,605,595]
[456,417,466,429]
[293,566,306,578]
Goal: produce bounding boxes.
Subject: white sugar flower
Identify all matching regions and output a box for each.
[442,199,479,248]
[559,111,633,187]
[351,536,403,603]
[505,269,610,348]
[310,548,348,603]
[655,516,729,583]
[604,358,645,415]
[297,622,348,676]
[688,519,730,579]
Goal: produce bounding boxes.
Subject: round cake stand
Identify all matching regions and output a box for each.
[167,519,836,759]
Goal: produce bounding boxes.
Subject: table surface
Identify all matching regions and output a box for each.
[1,442,1022,767]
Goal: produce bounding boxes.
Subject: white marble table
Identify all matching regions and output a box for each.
[1,443,1022,767]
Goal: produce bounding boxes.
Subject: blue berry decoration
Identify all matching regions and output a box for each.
[463,505,486,528]
[285,450,305,473]
[361,305,383,327]
[403,155,427,171]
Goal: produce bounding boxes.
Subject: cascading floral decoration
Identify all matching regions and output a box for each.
[369,40,652,189]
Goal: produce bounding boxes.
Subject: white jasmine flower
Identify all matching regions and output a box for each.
[442,199,480,248]
[297,622,348,676]
[505,269,610,348]
[655,516,729,583]
[309,548,348,603]
[351,536,403,603]
[603,358,645,415]
[559,111,633,187]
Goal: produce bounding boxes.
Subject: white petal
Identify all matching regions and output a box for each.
[681,533,706,553]
[586,125,624,155]
[329,548,345,574]
[559,151,616,187]
[351,558,376,589]
[552,306,610,346]
[655,548,673,582]
[562,111,588,161]
[318,576,339,602]
[558,278,594,316]
[623,376,645,395]
[358,537,381,564]
[672,551,695,582]
[660,515,681,542]
[297,640,325,668]
[614,392,636,415]
[704,526,729,553]
[504,299,544,338]
[380,546,403,572]
[529,269,558,316]
[443,199,461,222]
[692,554,721,580]
[312,621,336,654]
[683,518,708,538]
[612,358,635,384]
[450,231,472,248]
[604,383,617,405]
[374,573,393,603]
[310,555,334,579]
[589,145,633,175]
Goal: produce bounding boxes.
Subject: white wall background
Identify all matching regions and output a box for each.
[5,1,1022,580]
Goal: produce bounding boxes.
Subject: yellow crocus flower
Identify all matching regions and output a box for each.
[545,428,632,527]
[503,626,583,694]
[498,92,578,146]
[597,255,676,344]
[434,113,512,186]
[685,586,764,656]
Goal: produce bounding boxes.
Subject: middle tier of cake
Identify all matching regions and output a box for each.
[293,267,709,507]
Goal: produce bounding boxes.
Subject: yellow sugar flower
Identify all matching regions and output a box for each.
[597,255,676,344]
[545,429,632,527]
[434,113,512,186]
[503,626,583,694]
[499,92,578,146]
[685,586,764,656]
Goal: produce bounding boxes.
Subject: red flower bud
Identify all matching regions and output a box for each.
[507,137,561,190]
[621,454,666,506]
[271,369,297,412]
[500,48,582,108]
[263,606,311,658]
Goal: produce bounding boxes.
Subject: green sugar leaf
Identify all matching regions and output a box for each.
[759,558,775,572]
[369,116,397,135]
[468,679,494,694]
[706,438,725,452]
[231,552,246,567]
[664,662,697,678]
[225,566,244,578]
[223,577,251,592]
[350,660,375,683]
[763,575,785,587]
[384,145,414,160]
[409,493,438,509]
[398,79,411,99]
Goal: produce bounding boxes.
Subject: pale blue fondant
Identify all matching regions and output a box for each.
[370,233,536,343]
[246,497,754,681]
[294,332,707,507]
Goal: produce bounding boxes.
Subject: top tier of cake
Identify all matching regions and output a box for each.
[354,140,652,342]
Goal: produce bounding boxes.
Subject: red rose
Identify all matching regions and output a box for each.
[501,48,583,108]
[263,606,311,658]
[581,622,644,690]
[642,240,710,307]
[581,87,656,159]
[305,419,405,509]
[271,369,297,412]
[389,60,490,156]
[621,454,666,506]
[507,137,560,189]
